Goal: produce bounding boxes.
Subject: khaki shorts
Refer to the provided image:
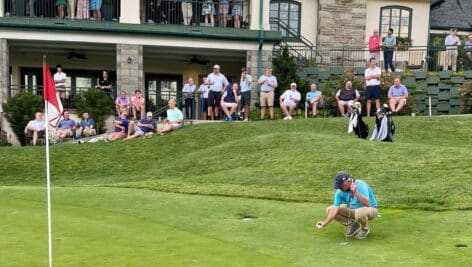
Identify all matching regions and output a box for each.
[260,91,274,107]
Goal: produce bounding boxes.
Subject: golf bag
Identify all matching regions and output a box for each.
[370,104,395,142]
[348,102,369,139]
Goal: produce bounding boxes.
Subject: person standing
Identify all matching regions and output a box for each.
[231,0,242,28]
[465,33,472,63]
[54,64,67,100]
[56,0,66,19]
[198,77,210,120]
[365,29,381,62]
[382,28,396,72]
[181,0,193,25]
[76,0,89,19]
[182,77,196,120]
[239,68,252,121]
[67,0,76,19]
[206,65,229,120]
[444,28,462,72]
[95,70,113,96]
[202,0,215,26]
[218,0,229,27]
[315,171,379,240]
[257,67,278,120]
[90,0,102,21]
[364,58,382,117]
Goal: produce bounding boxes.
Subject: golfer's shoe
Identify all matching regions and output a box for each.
[346,222,361,237]
[355,227,371,239]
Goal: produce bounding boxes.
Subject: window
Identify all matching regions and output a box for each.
[270,0,301,37]
[379,6,412,39]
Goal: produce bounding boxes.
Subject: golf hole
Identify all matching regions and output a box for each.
[239,214,257,221]
[455,244,467,248]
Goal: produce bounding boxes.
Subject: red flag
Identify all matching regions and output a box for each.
[43,59,63,127]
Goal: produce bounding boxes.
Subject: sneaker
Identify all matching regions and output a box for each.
[346,222,361,237]
[288,116,293,120]
[227,117,233,122]
[355,227,371,239]
[243,118,249,122]
[283,116,289,120]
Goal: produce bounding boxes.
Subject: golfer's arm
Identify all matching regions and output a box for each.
[323,206,339,226]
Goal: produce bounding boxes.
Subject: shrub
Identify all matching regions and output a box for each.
[459,81,472,114]
[4,92,44,145]
[75,89,114,133]
[272,46,300,104]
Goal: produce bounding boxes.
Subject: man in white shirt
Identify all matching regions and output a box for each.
[198,77,210,120]
[53,65,67,99]
[182,77,196,120]
[240,68,252,122]
[257,67,278,120]
[206,65,229,120]
[24,112,46,146]
[444,28,462,72]
[364,58,382,117]
[280,82,301,120]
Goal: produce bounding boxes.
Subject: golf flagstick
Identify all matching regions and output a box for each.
[44,98,53,267]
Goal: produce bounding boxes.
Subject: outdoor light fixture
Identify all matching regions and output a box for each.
[127,57,132,64]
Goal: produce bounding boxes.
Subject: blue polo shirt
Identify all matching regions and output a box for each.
[138,119,157,133]
[333,179,378,209]
[57,118,76,129]
[306,91,322,102]
[80,118,95,129]
[167,108,183,122]
[114,117,129,133]
[388,84,409,97]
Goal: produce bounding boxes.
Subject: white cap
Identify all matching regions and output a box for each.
[290,82,297,87]
[213,64,220,69]
[146,112,153,117]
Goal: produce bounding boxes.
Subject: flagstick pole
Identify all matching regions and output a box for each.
[44,99,53,267]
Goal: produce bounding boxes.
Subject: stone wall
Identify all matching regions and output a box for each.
[0,38,9,104]
[246,49,273,107]
[318,0,367,48]
[116,44,144,96]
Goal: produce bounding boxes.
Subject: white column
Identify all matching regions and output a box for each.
[249,0,271,31]
[0,0,5,17]
[119,0,141,24]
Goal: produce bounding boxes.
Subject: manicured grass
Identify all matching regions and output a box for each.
[0,186,470,267]
[1,116,471,210]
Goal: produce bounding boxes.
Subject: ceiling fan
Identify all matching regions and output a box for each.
[186,55,208,65]
[66,51,87,60]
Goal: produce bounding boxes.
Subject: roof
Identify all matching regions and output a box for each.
[430,0,472,31]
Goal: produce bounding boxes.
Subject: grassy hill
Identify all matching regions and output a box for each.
[1,116,471,210]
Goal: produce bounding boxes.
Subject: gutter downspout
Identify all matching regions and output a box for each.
[257,0,265,80]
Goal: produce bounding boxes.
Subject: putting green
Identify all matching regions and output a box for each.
[0,186,470,267]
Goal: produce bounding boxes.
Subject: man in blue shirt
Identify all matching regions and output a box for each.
[108,111,129,141]
[306,83,323,116]
[76,112,96,138]
[56,111,76,141]
[316,171,378,239]
[388,77,409,113]
[158,99,184,136]
[125,112,157,140]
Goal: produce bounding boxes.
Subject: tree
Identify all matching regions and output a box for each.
[272,46,301,104]
[75,89,114,133]
[4,92,44,145]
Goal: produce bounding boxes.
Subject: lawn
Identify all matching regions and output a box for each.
[0,116,471,266]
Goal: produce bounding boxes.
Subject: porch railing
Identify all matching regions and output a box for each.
[4,0,120,21]
[143,0,250,28]
[275,45,472,72]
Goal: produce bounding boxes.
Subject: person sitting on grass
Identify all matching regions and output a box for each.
[115,90,130,115]
[131,89,145,120]
[335,81,360,117]
[306,83,323,116]
[220,82,239,122]
[56,111,76,141]
[76,112,96,138]
[109,111,129,141]
[388,77,409,113]
[157,99,183,136]
[125,112,157,140]
[315,171,378,240]
[280,82,301,120]
[24,112,46,146]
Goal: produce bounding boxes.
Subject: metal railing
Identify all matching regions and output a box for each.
[143,0,249,28]
[4,0,120,21]
[275,45,472,72]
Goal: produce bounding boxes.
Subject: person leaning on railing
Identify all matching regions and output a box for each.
[465,33,472,64]
[444,28,461,72]
[95,70,113,96]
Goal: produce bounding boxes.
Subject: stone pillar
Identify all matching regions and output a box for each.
[120,0,141,24]
[0,39,9,104]
[116,44,144,97]
[246,48,273,107]
[318,0,367,48]
[249,0,271,31]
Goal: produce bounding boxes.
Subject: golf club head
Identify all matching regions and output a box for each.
[339,242,349,246]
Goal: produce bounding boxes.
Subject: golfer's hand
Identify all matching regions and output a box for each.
[315,221,324,229]
[350,182,356,193]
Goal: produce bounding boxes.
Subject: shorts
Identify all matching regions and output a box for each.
[223,102,237,108]
[202,2,215,15]
[134,126,145,136]
[231,3,242,16]
[208,91,222,107]
[90,0,102,10]
[201,98,208,112]
[83,128,96,137]
[27,130,45,138]
[364,85,381,100]
[260,91,274,107]
[219,3,229,14]
[56,0,67,6]
[240,91,251,106]
[338,100,355,106]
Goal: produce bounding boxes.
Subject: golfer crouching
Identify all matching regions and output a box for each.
[316,171,378,239]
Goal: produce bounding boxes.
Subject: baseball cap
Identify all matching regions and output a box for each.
[290,82,297,87]
[333,171,350,189]
[146,112,153,117]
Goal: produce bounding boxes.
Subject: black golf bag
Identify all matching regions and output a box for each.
[370,104,395,142]
[348,102,369,139]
